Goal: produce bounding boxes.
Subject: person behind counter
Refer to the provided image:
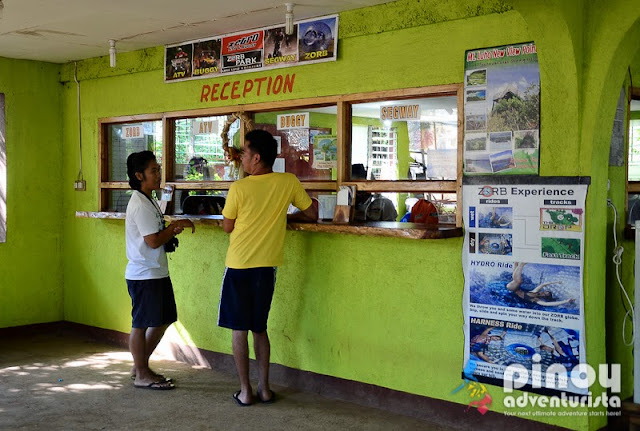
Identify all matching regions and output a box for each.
[125,151,195,390]
[219,129,317,406]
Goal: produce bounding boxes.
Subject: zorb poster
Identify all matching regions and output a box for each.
[461,176,589,394]
[463,42,540,175]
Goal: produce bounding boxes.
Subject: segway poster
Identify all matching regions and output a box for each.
[461,177,589,394]
[263,26,298,67]
[463,42,540,175]
[164,14,338,82]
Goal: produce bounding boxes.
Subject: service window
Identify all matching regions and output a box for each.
[254,106,338,182]
[173,115,239,182]
[345,88,462,224]
[99,118,163,212]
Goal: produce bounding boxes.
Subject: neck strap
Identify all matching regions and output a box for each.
[139,190,165,222]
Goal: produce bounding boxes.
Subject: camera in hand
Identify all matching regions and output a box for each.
[163,223,179,253]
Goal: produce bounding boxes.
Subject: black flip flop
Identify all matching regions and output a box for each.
[134,380,175,390]
[233,390,252,406]
[131,374,173,383]
[258,389,276,404]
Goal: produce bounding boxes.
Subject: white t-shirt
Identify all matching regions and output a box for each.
[125,191,169,280]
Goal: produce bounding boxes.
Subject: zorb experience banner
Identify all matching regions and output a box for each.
[461,176,589,394]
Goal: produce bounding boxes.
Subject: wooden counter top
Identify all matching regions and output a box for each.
[76,211,462,240]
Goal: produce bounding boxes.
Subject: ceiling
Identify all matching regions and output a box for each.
[0,0,393,64]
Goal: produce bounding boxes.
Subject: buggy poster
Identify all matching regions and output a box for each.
[463,42,540,175]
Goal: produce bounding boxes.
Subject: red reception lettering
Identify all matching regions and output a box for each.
[200,85,211,102]
[272,75,283,94]
[283,74,295,93]
[231,80,241,99]
[211,83,220,101]
[255,77,267,95]
[220,81,230,100]
[243,80,254,97]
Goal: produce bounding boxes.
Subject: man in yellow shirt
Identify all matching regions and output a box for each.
[220,129,317,406]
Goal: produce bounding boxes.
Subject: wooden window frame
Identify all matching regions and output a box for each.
[98,84,464,226]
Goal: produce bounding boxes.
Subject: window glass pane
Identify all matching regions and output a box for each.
[174,116,239,181]
[351,191,457,223]
[350,96,458,180]
[629,193,640,225]
[106,190,134,212]
[255,106,338,181]
[176,189,227,215]
[628,106,640,181]
[108,121,163,181]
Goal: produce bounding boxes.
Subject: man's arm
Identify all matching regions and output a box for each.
[287,200,318,223]
[223,217,236,233]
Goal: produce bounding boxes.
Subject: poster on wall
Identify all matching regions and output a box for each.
[461,176,589,394]
[311,134,337,169]
[463,42,540,175]
[165,15,338,83]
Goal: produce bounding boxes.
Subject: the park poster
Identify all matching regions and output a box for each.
[165,15,338,82]
[461,176,589,394]
[463,42,540,175]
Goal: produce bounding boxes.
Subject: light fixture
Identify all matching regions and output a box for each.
[285,3,294,35]
[109,39,116,68]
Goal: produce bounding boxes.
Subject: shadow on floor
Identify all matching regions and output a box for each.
[0,331,455,431]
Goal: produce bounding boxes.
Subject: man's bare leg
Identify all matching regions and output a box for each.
[130,327,162,386]
[232,330,252,404]
[130,324,169,379]
[253,330,272,401]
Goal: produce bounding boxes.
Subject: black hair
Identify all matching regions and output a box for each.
[127,150,156,190]
[245,129,277,168]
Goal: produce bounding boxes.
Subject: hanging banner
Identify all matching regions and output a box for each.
[165,15,338,83]
[461,176,589,395]
[463,42,540,175]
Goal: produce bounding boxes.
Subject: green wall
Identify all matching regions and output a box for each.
[0,58,63,327]
[0,1,638,430]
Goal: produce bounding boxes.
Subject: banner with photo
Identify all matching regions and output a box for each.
[461,176,590,394]
[463,42,540,175]
[165,15,338,82]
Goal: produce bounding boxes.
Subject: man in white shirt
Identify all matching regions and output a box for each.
[125,151,194,390]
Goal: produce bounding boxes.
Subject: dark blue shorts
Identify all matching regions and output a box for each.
[126,277,177,329]
[218,267,276,332]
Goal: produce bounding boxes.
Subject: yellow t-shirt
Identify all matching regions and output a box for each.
[222,172,312,269]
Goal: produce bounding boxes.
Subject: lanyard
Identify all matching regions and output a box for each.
[138,190,165,224]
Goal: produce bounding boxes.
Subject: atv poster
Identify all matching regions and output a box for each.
[463,42,540,175]
[461,176,589,395]
[165,15,338,82]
